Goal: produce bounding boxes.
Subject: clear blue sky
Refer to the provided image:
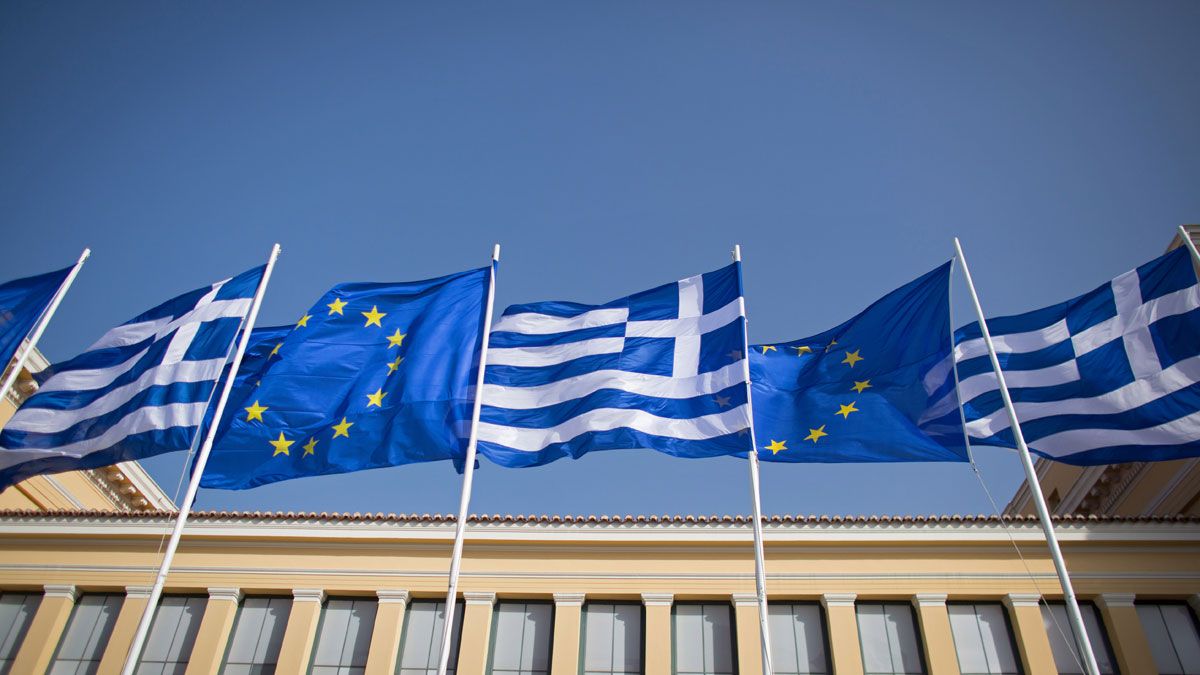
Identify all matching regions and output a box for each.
[2,2,1197,516]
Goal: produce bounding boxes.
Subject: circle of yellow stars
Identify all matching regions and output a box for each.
[757,339,871,456]
[243,295,410,459]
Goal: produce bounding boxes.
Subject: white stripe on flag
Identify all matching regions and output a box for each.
[492,308,629,335]
[0,402,209,469]
[955,319,1070,362]
[625,298,742,339]
[956,358,1081,403]
[486,337,625,367]
[477,404,750,452]
[5,358,228,433]
[483,361,746,410]
[1034,408,1200,457]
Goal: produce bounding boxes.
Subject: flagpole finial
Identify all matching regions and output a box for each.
[492,244,501,262]
[79,248,92,263]
[733,244,742,262]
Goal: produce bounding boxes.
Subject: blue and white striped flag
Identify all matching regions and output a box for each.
[924,246,1200,465]
[0,265,265,490]
[477,263,753,467]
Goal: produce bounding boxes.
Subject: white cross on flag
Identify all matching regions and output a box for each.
[477,262,752,468]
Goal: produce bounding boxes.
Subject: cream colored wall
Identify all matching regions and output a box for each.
[0,514,1197,673]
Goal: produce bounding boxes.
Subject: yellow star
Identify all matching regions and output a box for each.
[244,400,268,422]
[764,439,787,454]
[761,345,777,354]
[852,379,872,394]
[296,314,312,328]
[836,402,859,419]
[362,305,386,328]
[327,297,348,315]
[386,329,407,348]
[302,437,318,457]
[332,417,354,438]
[366,388,388,408]
[269,432,294,456]
[842,349,863,368]
[387,356,404,375]
[269,343,282,358]
[804,425,828,443]
[791,345,813,355]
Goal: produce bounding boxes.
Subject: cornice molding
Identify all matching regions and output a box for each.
[377,590,411,605]
[44,584,78,600]
[464,592,496,606]
[208,587,242,603]
[1003,593,1041,608]
[293,588,325,603]
[731,593,759,607]
[641,593,673,606]
[125,585,153,599]
[553,592,586,606]
[913,593,947,607]
[821,593,857,608]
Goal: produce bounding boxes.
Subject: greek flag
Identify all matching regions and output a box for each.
[924,246,1200,465]
[0,265,265,490]
[477,263,752,467]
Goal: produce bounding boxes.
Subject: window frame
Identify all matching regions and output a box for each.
[219,594,293,674]
[579,601,645,675]
[485,600,556,675]
[1040,600,1120,675]
[135,594,207,672]
[670,601,740,675]
[47,592,125,674]
[766,601,832,675]
[1135,599,1200,675]
[0,590,42,674]
[945,601,1023,675]
[307,595,379,675]
[395,598,466,675]
[854,601,928,675]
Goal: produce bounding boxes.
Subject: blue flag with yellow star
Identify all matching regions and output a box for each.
[750,262,968,463]
[200,266,491,489]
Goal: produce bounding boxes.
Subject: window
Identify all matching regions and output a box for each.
[223,596,292,674]
[397,601,464,675]
[768,603,829,675]
[488,602,553,675]
[310,598,378,675]
[1137,602,1200,675]
[0,592,41,675]
[673,603,735,675]
[1040,602,1118,675]
[583,603,641,675]
[947,604,1019,675]
[49,593,123,675]
[136,596,206,675]
[856,603,924,675]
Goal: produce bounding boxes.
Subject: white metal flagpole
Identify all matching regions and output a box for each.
[1177,225,1200,268]
[733,244,774,675]
[120,243,281,675]
[436,244,500,675]
[953,237,1101,675]
[0,248,91,405]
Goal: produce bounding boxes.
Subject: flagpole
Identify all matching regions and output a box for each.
[1177,225,1200,268]
[733,244,774,675]
[0,248,90,406]
[436,244,500,675]
[953,238,1101,675]
[120,243,281,675]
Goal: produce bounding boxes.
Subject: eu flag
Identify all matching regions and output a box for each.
[750,262,968,462]
[0,266,72,374]
[201,266,491,489]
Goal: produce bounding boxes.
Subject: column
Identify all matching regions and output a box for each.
[731,594,764,675]
[365,590,410,675]
[642,593,673,675]
[184,588,243,675]
[821,593,863,675]
[1096,593,1156,675]
[457,592,497,675]
[275,588,326,673]
[551,593,585,675]
[911,594,960,675]
[1003,594,1056,675]
[97,585,154,675]
[10,584,78,674]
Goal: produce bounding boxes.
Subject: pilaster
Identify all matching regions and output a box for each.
[276,588,325,674]
[642,593,673,675]
[551,593,585,675]
[911,594,959,675]
[731,594,764,675]
[184,588,243,675]
[821,593,863,675]
[1003,594,1056,675]
[1096,593,1156,675]
[97,585,153,675]
[365,590,410,675]
[10,584,79,675]
[457,592,497,675]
